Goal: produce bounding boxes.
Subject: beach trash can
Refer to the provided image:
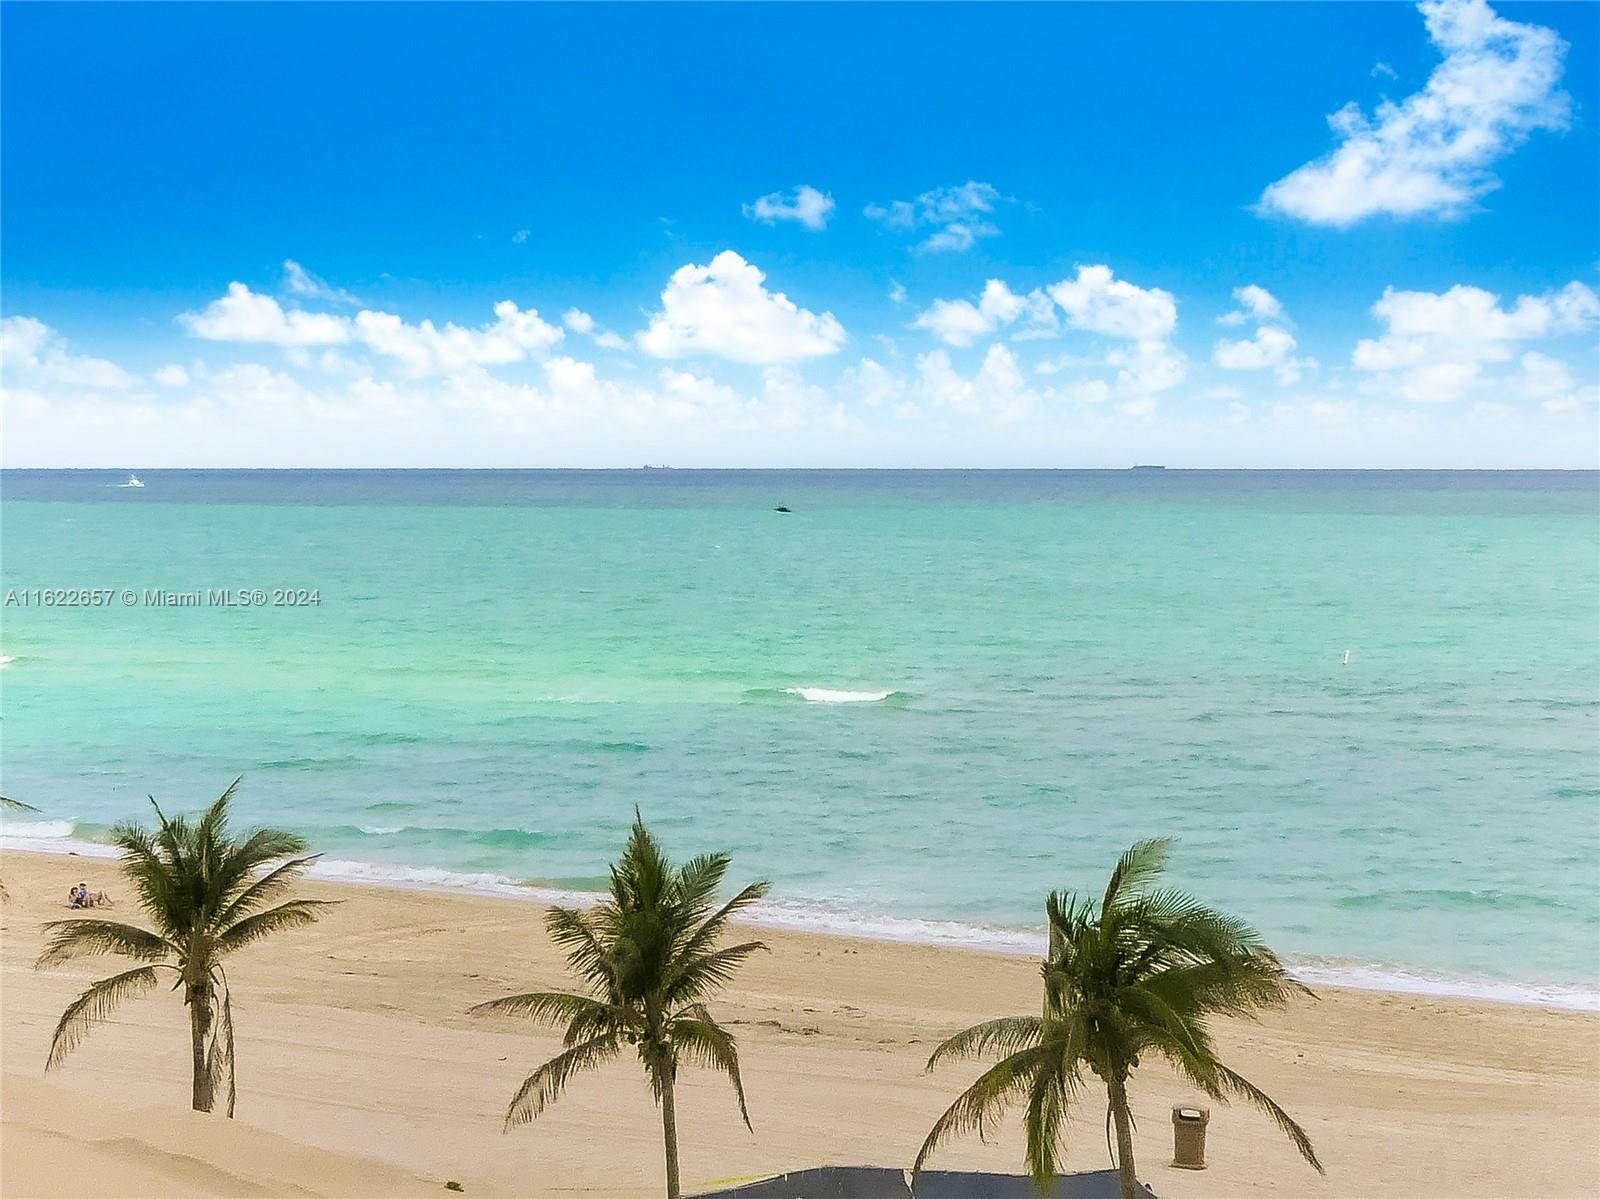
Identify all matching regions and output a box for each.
[1172,1105,1209,1169]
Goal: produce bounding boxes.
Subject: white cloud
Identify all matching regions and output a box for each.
[1048,265,1176,341]
[913,280,1056,347]
[0,316,135,390]
[1213,326,1312,385]
[1107,339,1188,395]
[1217,285,1286,327]
[1352,280,1599,401]
[352,301,563,375]
[888,281,907,305]
[1260,0,1569,225]
[152,364,191,387]
[637,250,845,365]
[282,259,359,306]
[182,282,564,374]
[915,344,1041,423]
[563,308,628,351]
[865,181,1001,253]
[181,283,351,346]
[512,229,530,244]
[1212,287,1314,385]
[743,185,835,232]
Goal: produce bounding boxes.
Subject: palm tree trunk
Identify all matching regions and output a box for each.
[1107,1075,1139,1199]
[189,986,214,1113]
[659,1069,682,1199]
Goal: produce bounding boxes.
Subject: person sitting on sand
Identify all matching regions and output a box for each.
[67,883,110,909]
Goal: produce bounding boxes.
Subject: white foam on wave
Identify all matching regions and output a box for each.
[307,858,603,909]
[4,835,1593,1012]
[0,819,76,840]
[786,686,895,704]
[1288,959,1600,1013]
[0,655,16,666]
[358,825,404,836]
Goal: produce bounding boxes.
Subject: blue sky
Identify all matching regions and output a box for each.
[2,1,1597,467]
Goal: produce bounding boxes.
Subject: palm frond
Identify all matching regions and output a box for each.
[0,795,40,813]
[502,1033,621,1130]
[208,967,238,1118]
[545,906,612,985]
[44,966,163,1070]
[1101,838,1173,910]
[1022,1052,1072,1191]
[673,852,731,924]
[914,1044,1051,1176]
[675,879,773,964]
[671,1008,753,1129]
[1217,1064,1323,1173]
[213,845,318,927]
[664,939,768,1006]
[469,990,625,1041]
[926,1016,1045,1069]
[215,898,331,956]
[36,919,174,969]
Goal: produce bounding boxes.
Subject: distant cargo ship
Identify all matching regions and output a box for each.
[1130,464,1166,472]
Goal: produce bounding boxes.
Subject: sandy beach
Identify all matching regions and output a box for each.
[1,848,1596,1199]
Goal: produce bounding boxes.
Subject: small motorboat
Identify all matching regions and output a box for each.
[120,474,145,488]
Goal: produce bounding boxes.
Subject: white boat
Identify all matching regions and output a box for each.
[120,474,145,488]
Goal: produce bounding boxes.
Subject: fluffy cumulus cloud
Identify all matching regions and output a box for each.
[1260,0,1570,225]
[563,308,628,350]
[180,283,563,374]
[1353,280,1599,402]
[1217,285,1286,327]
[1048,265,1177,342]
[181,283,351,346]
[351,301,563,375]
[637,250,845,365]
[743,185,835,231]
[1047,265,1187,405]
[913,280,1056,347]
[905,265,1184,409]
[0,316,135,391]
[865,181,1001,252]
[1212,286,1314,385]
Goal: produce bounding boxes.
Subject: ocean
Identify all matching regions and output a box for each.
[2,469,1596,1008]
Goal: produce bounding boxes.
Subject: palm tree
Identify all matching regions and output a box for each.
[35,779,329,1116]
[471,813,771,1199]
[0,795,41,902]
[916,839,1323,1199]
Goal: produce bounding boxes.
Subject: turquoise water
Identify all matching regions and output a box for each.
[2,470,1597,1005]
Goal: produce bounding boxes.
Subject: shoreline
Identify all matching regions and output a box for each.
[3,847,1598,1198]
[5,831,1595,1013]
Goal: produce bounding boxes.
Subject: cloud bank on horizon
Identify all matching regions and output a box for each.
[1,0,1595,468]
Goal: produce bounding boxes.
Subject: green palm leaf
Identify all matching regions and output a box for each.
[919,839,1321,1198]
[36,779,325,1118]
[671,1008,752,1129]
[36,919,174,968]
[472,812,770,1199]
[45,965,165,1070]
[503,1033,622,1130]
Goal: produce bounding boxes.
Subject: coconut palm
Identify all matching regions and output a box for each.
[471,813,771,1199]
[915,839,1322,1199]
[35,779,329,1115]
[0,794,41,901]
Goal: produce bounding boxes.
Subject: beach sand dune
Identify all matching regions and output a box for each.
[2,850,1596,1198]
